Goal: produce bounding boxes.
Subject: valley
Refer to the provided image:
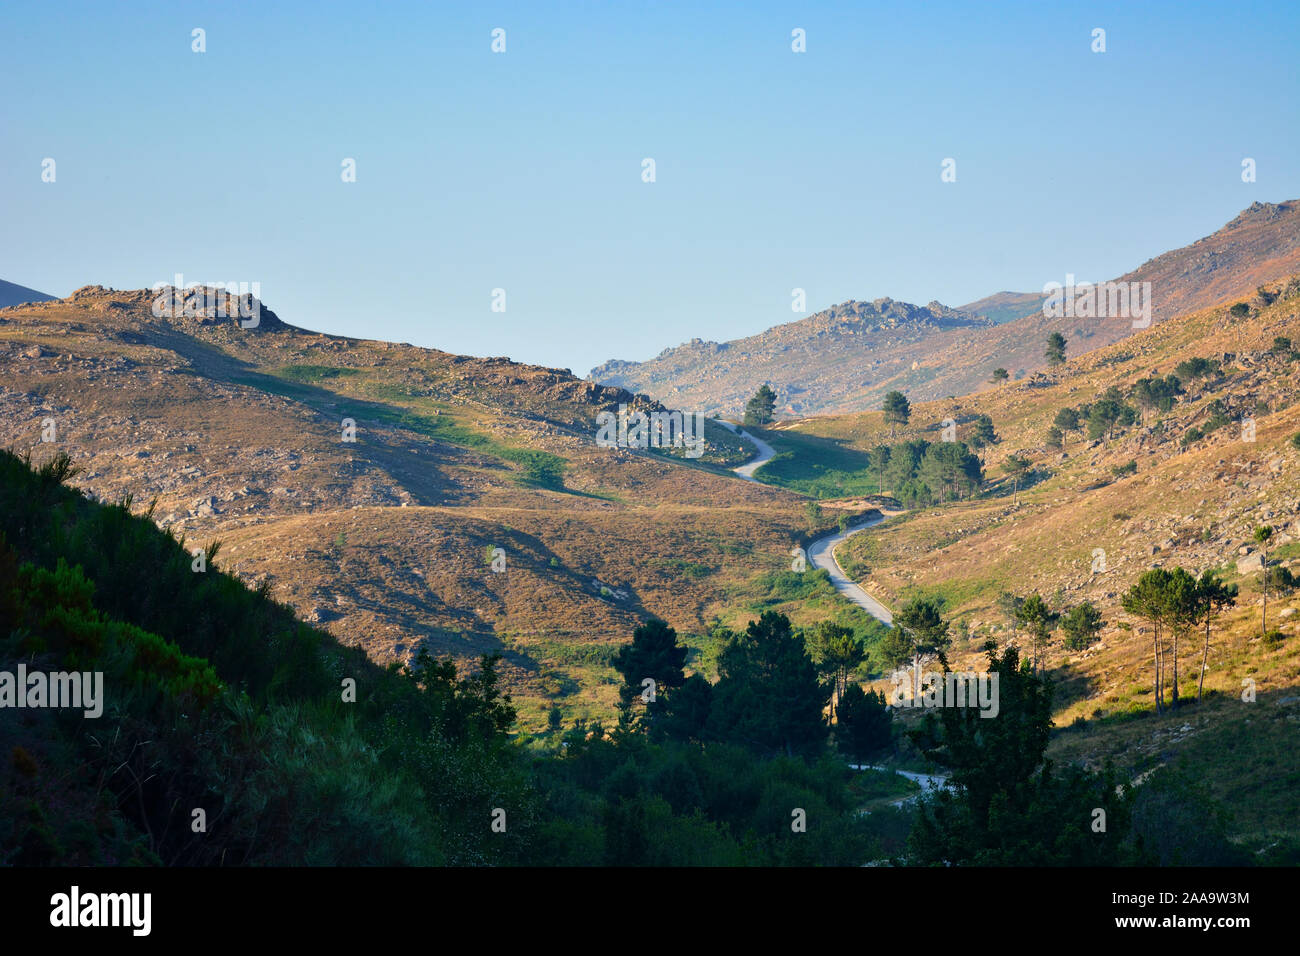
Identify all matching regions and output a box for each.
[4,202,1299,863]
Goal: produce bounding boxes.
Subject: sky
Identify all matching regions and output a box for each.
[3,0,1298,376]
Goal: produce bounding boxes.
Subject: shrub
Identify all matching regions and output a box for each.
[1264,565,1297,592]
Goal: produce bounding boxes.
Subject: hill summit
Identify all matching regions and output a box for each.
[592,200,1300,417]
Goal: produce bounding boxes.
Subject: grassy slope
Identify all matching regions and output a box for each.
[0,292,839,731]
[744,279,1300,856]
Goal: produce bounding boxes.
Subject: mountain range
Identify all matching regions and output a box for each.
[0,279,56,310]
[591,201,1300,417]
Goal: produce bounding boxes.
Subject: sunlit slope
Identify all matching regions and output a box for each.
[0,286,832,727]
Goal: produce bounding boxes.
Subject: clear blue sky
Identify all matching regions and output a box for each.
[4,0,1297,375]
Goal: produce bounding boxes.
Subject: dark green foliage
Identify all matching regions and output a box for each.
[805,621,864,717]
[892,597,952,685]
[531,733,875,866]
[991,368,1009,382]
[1129,761,1249,865]
[1061,601,1104,651]
[1133,375,1182,414]
[504,448,567,490]
[918,441,984,501]
[881,390,911,437]
[0,449,531,866]
[1201,399,1233,436]
[612,618,688,709]
[968,414,998,449]
[835,683,892,766]
[1120,566,1223,712]
[296,598,889,866]
[1265,564,1297,592]
[37,452,82,487]
[875,625,914,673]
[1087,396,1138,440]
[907,644,1144,865]
[1045,332,1067,366]
[1228,302,1250,318]
[1053,406,1080,436]
[1000,454,1031,504]
[706,612,828,759]
[1172,356,1220,381]
[997,591,1025,642]
[275,364,362,383]
[1014,593,1060,673]
[657,673,713,744]
[744,384,777,426]
[852,438,941,508]
[870,443,891,494]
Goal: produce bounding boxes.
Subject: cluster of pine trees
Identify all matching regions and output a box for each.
[866,437,988,507]
[3,450,1259,866]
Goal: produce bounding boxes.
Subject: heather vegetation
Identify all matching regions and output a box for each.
[0,449,1267,865]
[0,451,882,864]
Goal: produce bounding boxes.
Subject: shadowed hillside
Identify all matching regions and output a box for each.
[1,285,871,729]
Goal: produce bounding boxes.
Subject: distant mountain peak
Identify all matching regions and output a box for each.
[1227,199,1294,229]
[590,199,1300,417]
[0,279,57,310]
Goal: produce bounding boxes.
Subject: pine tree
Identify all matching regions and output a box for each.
[1045,332,1067,366]
[1061,601,1104,651]
[1194,571,1237,703]
[836,684,892,767]
[882,391,911,438]
[1254,525,1274,638]
[612,618,688,711]
[743,384,777,426]
[706,611,828,758]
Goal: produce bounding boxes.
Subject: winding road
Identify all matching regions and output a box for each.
[805,515,897,626]
[723,423,952,811]
[850,764,953,805]
[714,419,776,479]
[719,418,898,626]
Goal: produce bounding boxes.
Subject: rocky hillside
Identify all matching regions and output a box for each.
[755,275,1300,855]
[593,200,1300,417]
[0,285,822,728]
[592,297,993,418]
